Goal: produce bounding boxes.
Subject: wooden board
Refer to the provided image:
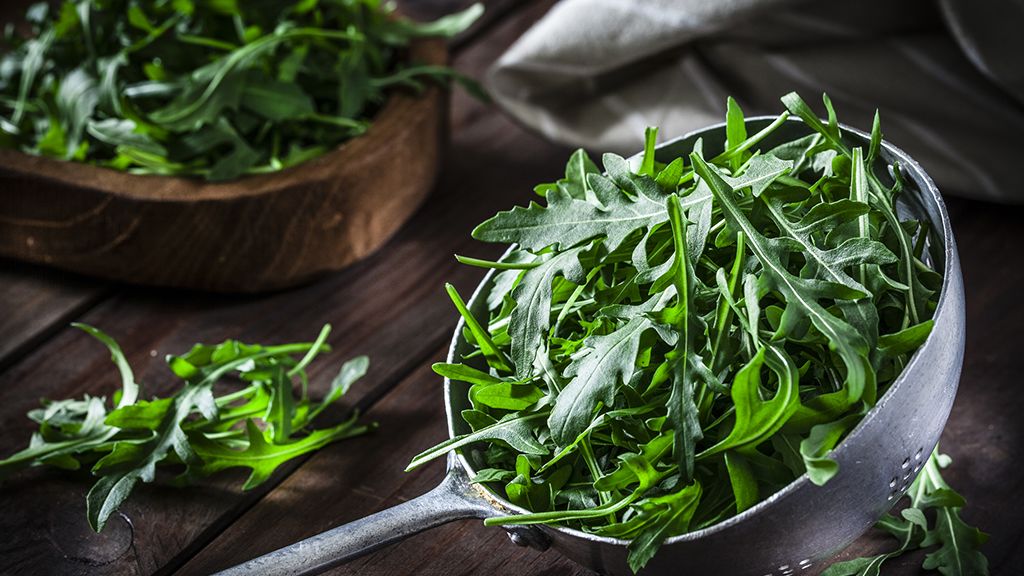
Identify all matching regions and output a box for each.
[0,261,107,369]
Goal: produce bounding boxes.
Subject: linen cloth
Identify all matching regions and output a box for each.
[487,0,1024,202]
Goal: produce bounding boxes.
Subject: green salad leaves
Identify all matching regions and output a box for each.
[0,0,482,180]
[0,324,373,532]
[821,449,988,576]
[410,93,987,573]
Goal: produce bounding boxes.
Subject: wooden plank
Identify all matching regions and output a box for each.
[0,260,108,369]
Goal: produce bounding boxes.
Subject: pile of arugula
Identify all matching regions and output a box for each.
[0,0,481,180]
[408,94,988,573]
[0,324,372,532]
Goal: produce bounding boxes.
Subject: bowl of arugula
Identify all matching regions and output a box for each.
[0,0,481,291]
[411,95,981,574]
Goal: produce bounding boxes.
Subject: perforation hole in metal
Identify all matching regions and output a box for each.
[888,446,926,501]
[760,558,813,576]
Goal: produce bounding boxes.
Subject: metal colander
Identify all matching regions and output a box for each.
[218,117,964,576]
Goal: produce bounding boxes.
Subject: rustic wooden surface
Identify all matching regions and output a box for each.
[0,1,1021,575]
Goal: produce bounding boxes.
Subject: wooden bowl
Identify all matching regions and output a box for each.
[0,38,447,292]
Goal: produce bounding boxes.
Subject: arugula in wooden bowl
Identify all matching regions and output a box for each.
[0,0,483,291]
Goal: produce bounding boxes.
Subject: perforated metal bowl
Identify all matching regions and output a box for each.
[218,117,964,576]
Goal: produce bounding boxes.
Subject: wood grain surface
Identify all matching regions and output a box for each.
[0,262,108,370]
[0,1,1021,575]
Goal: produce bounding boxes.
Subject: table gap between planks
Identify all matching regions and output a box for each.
[1,1,1022,575]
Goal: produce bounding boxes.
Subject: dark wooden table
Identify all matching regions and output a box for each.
[1,2,1021,575]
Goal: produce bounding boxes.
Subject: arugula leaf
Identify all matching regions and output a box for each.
[725,97,746,173]
[692,152,877,405]
[824,450,988,576]
[87,380,213,530]
[720,152,791,198]
[548,316,652,445]
[0,324,372,532]
[308,355,369,422]
[623,481,702,574]
[240,76,315,122]
[799,412,861,486]
[389,3,484,38]
[509,247,586,377]
[407,412,549,470]
[919,452,990,576]
[763,195,896,300]
[191,417,371,490]
[699,346,800,458]
[662,194,703,480]
[470,381,545,411]
[473,164,671,253]
[447,283,512,373]
[723,451,758,513]
[71,323,140,408]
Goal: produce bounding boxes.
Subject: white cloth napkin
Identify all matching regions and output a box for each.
[487,0,1024,202]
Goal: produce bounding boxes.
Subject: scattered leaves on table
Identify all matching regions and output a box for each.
[0,324,374,532]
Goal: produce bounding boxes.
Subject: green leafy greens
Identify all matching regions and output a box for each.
[410,94,987,573]
[822,449,988,576]
[0,0,482,180]
[0,323,373,532]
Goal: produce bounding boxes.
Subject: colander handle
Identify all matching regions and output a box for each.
[214,456,498,576]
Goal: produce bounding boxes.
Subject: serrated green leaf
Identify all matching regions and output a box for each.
[406,412,548,470]
[266,366,296,443]
[509,247,585,377]
[623,481,702,573]
[663,194,702,480]
[692,152,875,405]
[473,180,669,253]
[191,418,370,490]
[548,316,652,445]
[721,153,792,198]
